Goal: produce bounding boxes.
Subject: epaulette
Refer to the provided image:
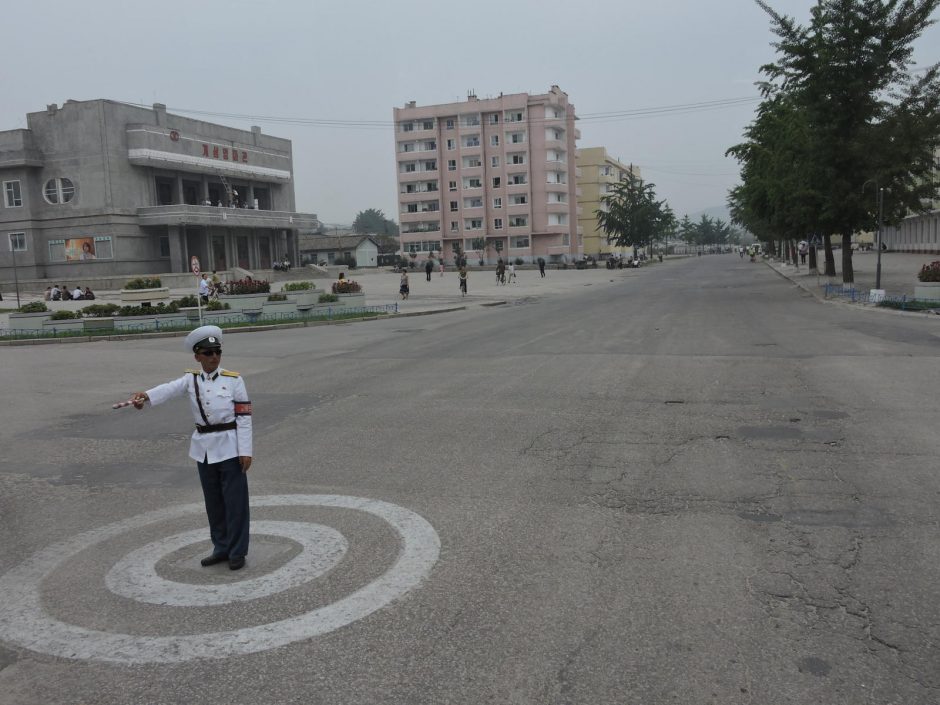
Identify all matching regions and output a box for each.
[220,370,241,377]
[185,369,200,374]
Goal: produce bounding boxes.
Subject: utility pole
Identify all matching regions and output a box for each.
[875,187,884,291]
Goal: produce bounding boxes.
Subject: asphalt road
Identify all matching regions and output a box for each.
[1,255,939,704]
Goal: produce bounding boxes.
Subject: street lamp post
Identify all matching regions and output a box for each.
[10,241,21,308]
[875,187,884,291]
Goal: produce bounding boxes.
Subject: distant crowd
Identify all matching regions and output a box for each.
[45,284,95,301]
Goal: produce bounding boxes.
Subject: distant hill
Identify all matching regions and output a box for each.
[686,205,732,223]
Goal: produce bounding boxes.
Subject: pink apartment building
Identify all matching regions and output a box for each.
[393,86,582,265]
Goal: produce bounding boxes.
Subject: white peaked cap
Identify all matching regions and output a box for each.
[184,325,223,351]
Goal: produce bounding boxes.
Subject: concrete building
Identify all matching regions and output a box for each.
[0,99,318,284]
[392,86,581,265]
[575,147,641,258]
[299,234,379,268]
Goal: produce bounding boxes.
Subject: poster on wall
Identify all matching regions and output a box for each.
[65,237,97,261]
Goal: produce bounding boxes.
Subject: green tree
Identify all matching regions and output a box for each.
[353,208,400,236]
[753,0,940,282]
[372,234,399,254]
[596,173,673,254]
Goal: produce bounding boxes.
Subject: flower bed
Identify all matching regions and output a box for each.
[332,279,362,294]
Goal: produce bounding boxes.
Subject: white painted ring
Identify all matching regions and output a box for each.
[104,521,348,607]
[0,495,440,664]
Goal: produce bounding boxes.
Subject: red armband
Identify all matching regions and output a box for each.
[234,401,252,416]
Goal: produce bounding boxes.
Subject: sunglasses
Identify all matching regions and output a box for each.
[198,349,222,357]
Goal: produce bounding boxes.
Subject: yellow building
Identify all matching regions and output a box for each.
[576,147,641,258]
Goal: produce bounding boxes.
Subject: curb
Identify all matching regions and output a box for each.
[0,305,469,347]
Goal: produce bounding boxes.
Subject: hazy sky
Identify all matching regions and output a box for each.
[3,0,937,225]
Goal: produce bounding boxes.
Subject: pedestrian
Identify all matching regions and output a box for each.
[537,257,546,278]
[507,262,516,283]
[51,285,61,301]
[199,274,211,304]
[458,266,468,296]
[44,287,52,301]
[439,259,445,277]
[425,258,433,282]
[496,258,505,285]
[130,326,253,571]
[799,241,808,265]
[399,270,410,300]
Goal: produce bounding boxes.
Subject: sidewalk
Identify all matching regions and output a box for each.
[764,251,940,306]
[0,264,650,330]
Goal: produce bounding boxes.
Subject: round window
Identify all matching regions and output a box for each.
[43,178,75,204]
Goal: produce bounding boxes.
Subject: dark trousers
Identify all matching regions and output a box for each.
[197,455,250,559]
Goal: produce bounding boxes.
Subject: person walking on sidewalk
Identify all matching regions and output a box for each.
[538,257,546,278]
[400,270,410,300]
[458,266,468,296]
[425,258,433,282]
[130,325,253,571]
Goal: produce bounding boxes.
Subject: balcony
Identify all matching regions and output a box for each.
[398,169,437,182]
[545,181,569,192]
[137,205,318,230]
[546,202,569,213]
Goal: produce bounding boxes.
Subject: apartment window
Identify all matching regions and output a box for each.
[511,236,529,248]
[426,181,438,191]
[494,218,503,230]
[467,178,482,188]
[493,197,502,209]
[446,118,455,129]
[403,163,417,173]
[511,194,528,205]
[451,221,459,232]
[490,135,499,147]
[4,181,23,207]
[449,181,457,191]
[450,201,458,212]
[8,232,26,252]
[463,157,482,168]
[407,204,419,213]
[425,160,437,171]
[491,156,500,168]
[548,214,568,225]
[422,140,437,151]
[488,114,499,124]
[467,219,482,230]
[402,122,414,132]
[463,136,480,148]
[464,197,483,208]
[510,216,528,227]
[159,235,170,257]
[492,177,501,188]
[511,174,527,185]
[401,143,415,153]
[423,120,434,130]
[509,132,525,144]
[562,233,570,246]
[447,139,456,150]
[48,239,66,261]
[511,154,526,165]
[461,115,481,127]
[505,110,524,122]
[43,177,75,204]
[448,160,457,171]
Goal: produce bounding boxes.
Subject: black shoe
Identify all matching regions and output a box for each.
[229,556,246,570]
[200,553,228,567]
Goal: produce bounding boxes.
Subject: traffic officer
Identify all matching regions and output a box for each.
[131,325,253,570]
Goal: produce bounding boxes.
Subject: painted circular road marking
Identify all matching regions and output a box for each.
[105,521,348,607]
[0,495,440,664]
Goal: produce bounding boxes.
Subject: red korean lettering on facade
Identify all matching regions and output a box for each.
[212,146,219,159]
[242,152,248,163]
[222,148,229,160]
[202,144,209,157]
[231,149,238,162]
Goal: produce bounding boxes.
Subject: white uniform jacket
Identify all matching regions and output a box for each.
[146,368,252,463]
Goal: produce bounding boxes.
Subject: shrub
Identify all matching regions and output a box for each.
[50,310,78,320]
[514,257,524,266]
[318,293,339,303]
[124,277,163,290]
[205,300,230,311]
[283,281,313,291]
[82,303,120,318]
[331,280,362,294]
[226,278,270,295]
[267,293,287,302]
[17,302,48,313]
[341,255,357,269]
[117,301,180,317]
[176,295,199,307]
[917,261,940,282]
